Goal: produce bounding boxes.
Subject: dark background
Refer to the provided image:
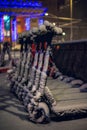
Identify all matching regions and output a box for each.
[41,0,87,41]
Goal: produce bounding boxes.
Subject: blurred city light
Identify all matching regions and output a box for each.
[45,13,48,16]
[62,32,66,36]
[53,22,56,26]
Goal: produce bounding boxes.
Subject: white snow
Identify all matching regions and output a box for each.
[32,27,38,33]
[39,25,47,32]
[53,26,63,34]
[44,20,50,26]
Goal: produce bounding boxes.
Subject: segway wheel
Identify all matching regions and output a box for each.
[28,102,50,123]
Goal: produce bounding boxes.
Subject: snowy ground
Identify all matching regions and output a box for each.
[47,78,87,120]
[0,73,87,130]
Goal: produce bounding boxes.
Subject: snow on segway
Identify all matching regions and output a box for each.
[8,21,63,123]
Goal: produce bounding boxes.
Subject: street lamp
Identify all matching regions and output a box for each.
[70,0,73,41]
[45,13,48,16]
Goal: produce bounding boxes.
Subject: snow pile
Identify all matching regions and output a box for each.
[80,83,87,92]
[53,26,63,35]
[32,27,39,34]
[17,20,63,44]
[39,25,47,33]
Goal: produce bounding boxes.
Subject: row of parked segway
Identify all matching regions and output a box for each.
[8,20,86,123]
[8,21,63,123]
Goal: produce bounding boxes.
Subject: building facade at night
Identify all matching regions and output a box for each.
[0,0,47,43]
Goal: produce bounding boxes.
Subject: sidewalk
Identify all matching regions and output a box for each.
[0,51,20,73]
[0,73,87,122]
[0,73,87,130]
[47,78,87,120]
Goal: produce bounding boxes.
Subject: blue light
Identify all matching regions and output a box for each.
[0,0,47,18]
[0,18,2,41]
[3,15,9,20]
[25,18,30,30]
[14,20,17,41]
[38,18,43,26]
[3,15,10,31]
[0,17,4,41]
[0,0,42,8]
[12,18,17,41]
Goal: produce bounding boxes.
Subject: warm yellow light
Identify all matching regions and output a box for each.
[53,22,56,26]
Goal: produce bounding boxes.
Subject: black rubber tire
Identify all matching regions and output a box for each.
[28,102,50,123]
